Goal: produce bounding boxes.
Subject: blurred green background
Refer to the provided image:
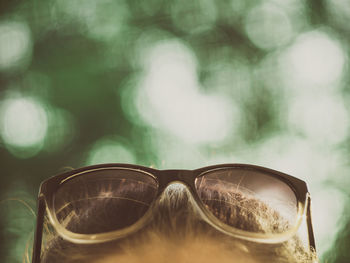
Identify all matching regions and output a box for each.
[0,0,349,262]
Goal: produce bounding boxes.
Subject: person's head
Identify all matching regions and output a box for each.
[32,164,318,263]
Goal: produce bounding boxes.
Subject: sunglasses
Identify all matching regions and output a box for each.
[32,163,316,263]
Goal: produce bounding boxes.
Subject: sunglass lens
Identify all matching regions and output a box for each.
[195,168,298,234]
[53,168,158,234]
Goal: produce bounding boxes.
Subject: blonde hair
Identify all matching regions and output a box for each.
[40,183,317,263]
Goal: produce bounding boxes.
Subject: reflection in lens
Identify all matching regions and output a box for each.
[54,169,158,234]
[195,168,298,234]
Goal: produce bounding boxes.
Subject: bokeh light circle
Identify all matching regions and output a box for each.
[325,0,350,32]
[0,96,48,158]
[136,39,237,144]
[170,0,217,34]
[245,2,293,50]
[0,20,32,71]
[284,30,346,86]
[287,94,348,145]
[312,187,346,254]
[43,108,76,153]
[86,138,136,165]
[56,0,129,42]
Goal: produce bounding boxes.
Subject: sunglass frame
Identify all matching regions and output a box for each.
[32,163,316,263]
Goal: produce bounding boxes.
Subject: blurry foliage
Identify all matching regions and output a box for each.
[0,0,350,262]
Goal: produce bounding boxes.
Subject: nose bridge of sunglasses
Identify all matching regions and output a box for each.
[156,178,202,213]
[157,169,195,190]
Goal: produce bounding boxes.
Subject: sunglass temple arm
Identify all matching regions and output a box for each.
[32,197,45,263]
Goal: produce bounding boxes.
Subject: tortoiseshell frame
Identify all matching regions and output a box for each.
[32,163,316,263]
